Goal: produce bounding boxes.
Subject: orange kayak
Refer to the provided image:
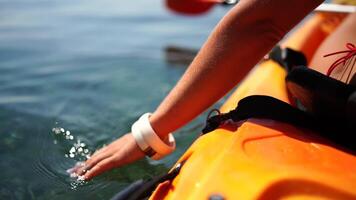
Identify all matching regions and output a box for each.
[149,13,356,200]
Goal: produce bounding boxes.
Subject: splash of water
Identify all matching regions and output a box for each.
[51,124,92,189]
[51,127,91,160]
[69,175,86,190]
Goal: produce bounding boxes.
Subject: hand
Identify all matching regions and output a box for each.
[69,133,145,180]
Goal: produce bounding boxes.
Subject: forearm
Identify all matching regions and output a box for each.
[150,0,323,138]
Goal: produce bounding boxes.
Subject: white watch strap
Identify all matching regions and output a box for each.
[131,113,176,160]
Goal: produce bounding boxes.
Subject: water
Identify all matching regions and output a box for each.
[0,0,228,199]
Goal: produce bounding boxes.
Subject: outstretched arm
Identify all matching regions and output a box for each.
[150,0,323,138]
[73,0,323,180]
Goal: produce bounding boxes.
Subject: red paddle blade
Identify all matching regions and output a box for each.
[165,0,218,15]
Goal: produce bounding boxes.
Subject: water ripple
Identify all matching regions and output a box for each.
[0,0,223,198]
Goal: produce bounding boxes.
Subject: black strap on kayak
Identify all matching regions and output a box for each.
[110,162,183,200]
[202,94,355,152]
[202,95,321,134]
[269,46,307,72]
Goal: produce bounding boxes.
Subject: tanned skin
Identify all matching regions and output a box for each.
[72,0,326,180]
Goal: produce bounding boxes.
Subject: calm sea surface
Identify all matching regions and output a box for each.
[0,0,227,199]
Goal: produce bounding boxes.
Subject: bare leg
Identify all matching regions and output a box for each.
[310,13,356,83]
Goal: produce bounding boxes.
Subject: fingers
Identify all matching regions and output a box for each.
[67,161,84,176]
[90,145,108,159]
[76,149,112,176]
[67,133,146,180]
[83,157,116,180]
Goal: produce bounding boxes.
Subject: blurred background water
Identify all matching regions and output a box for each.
[0,0,228,199]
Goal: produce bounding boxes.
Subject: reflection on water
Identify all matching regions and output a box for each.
[0,0,227,199]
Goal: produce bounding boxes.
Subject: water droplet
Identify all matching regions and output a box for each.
[60,128,65,133]
[77,175,85,181]
[74,140,81,148]
[69,154,75,158]
[69,147,76,153]
[66,131,70,136]
[78,147,83,152]
[69,135,74,140]
[52,127,61,134]
[84,149,89,153]
[70,173,78,178]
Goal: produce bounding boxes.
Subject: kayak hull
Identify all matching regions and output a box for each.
[149,13,356,200]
